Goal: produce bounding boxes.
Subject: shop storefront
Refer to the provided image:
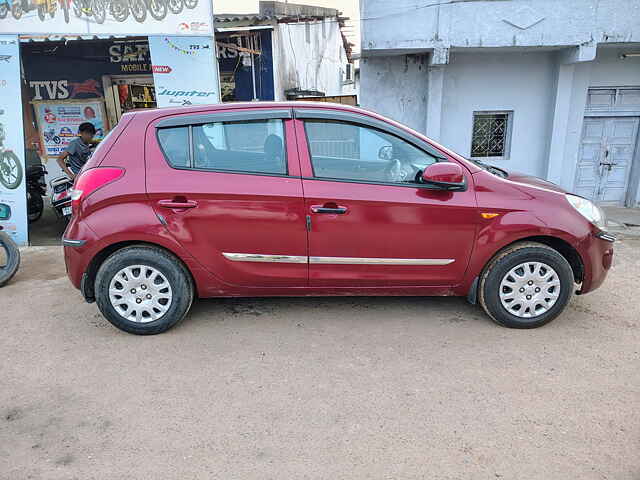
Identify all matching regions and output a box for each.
[21,37,161,180]
[0,1,221,245]
[216,28,274,102]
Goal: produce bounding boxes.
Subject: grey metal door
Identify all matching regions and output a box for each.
[575,117,639,205]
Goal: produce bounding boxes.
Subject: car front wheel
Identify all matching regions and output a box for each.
[95,246,194,335]
[479,242,574,329]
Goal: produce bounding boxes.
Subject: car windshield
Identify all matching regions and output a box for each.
[467,157,509,178]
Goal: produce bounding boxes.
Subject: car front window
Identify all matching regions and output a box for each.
[304,119,439,185]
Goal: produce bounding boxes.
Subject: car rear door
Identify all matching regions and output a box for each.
[145,108,308,287]
[294,108,478,287]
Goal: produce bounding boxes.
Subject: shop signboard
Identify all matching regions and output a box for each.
[0,0,212,36]
[33,100,106,157]
[149,35,220,107]
[0,35,28,245]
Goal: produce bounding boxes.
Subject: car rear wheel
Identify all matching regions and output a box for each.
[479,242,574,329]
[95,246,193,335]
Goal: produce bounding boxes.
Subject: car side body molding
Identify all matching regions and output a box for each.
[222,252,455,266]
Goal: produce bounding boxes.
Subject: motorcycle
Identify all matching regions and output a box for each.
[0,227,20,288]
[0,0,9,18]
[49,174,73,222]
[35,0,69,22]
[26,164,47,223]
[145,0,166,20]
[166,0,182,14]
[0,111,23,191]
[5,0,35,19]
[43,127,61,145]
[109,0,145,22]
[72,0,105,23]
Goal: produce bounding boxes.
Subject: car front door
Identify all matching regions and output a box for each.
[294,109,478,287]
[145,109,308,287]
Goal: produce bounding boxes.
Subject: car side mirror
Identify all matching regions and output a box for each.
[421,162,466,191]
[378,145,393,161]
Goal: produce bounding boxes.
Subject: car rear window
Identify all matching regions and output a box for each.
[157,119,286,175]
[157,127,190,168]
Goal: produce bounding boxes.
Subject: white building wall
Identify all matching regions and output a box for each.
[272,20,355,101]
[440,51,557,178]
[590,47,640,87]
[359,54,428,132]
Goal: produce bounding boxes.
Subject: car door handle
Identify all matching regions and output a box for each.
[311,204,348,214]
[158,199,198,209]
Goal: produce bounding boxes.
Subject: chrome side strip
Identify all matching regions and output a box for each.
[222,252,454,266]
[62,238,86,247]
[309,256,455,265]
[222,253,308,264]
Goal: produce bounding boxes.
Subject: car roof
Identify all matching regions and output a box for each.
[125,101,369,122]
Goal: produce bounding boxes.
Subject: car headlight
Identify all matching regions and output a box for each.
[566,194,607,230]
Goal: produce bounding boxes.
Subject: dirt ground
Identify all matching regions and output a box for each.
[1,239,639,480]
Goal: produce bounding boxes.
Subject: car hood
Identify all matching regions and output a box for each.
[502,170,568,194]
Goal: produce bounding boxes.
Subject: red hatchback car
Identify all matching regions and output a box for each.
[63,102,614,334]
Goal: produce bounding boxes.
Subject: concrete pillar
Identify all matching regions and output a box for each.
[426,66,445,141]
[546,45,594,188]
[546,63,576,184]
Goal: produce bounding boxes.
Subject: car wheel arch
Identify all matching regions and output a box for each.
[81,240,198,302]
[467,234,585,304]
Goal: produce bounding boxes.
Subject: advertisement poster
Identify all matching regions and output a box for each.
[149,35,220,107]
[0,35,28,245]
[34,101,106,157]
[0,0,212,36]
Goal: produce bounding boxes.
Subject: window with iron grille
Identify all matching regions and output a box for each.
[470,111,513,159]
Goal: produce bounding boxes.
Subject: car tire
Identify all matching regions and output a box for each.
[95,245,194,335]
[478,242,574,329]
[0,231,20,288]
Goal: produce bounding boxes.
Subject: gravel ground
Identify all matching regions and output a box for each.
[1,239,639,480]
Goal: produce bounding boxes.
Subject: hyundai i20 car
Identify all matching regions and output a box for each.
[62,102,614,335]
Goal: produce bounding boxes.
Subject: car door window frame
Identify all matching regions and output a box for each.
[155,109,293,178]
[295,109,456,189]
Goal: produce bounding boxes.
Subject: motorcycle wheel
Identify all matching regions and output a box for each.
[27,191,44,223]
[62,0,69,22]
[92,0,105,23]
[183,0,195,8]
[167,0,182,14]
[146,0,166,20]
[129,0,145,21]
[37,3,46,20]
[0,152,23,190]
[0,231,20,288]
[11,1,22,18]
[0,3,8,18]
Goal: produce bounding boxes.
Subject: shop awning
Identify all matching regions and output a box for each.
[19,34,133,43]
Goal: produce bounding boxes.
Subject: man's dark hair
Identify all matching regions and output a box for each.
[78,122,96,135]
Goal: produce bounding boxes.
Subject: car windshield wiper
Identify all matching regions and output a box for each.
[469,159,508,178]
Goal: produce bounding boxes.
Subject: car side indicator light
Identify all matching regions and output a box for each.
[481,212,501,219]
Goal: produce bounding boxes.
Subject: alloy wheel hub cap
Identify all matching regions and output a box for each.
[109,265,172,323]
[499,261,561,319]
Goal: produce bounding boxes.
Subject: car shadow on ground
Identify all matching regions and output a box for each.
[182,295,488,331]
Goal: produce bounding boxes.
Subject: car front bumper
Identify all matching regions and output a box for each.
[577,231,614,295]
